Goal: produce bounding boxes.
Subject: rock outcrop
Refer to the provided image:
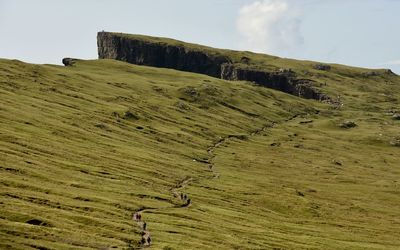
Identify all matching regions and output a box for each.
[97,32,231,78]
[314,63,331,71]
[97,32,330,101]
[362,69,397,77]
[62,58,80,66]
[220,63,330,101]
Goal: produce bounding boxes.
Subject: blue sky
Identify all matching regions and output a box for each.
[1,0,399,73]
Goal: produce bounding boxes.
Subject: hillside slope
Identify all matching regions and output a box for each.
[1,57,400,250]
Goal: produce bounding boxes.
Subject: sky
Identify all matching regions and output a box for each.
[1,0,400,73]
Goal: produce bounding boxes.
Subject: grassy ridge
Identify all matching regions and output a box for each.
[1,58,400,249]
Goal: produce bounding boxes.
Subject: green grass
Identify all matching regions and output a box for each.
[1,57,400,249]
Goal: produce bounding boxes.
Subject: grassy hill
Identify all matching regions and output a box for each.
[1,55,400,249]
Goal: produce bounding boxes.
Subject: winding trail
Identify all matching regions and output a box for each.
[128,114,300,248]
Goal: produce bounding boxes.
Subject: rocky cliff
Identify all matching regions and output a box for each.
[97,32,231,78]
[220,64,330,101]
[97,32,330,101]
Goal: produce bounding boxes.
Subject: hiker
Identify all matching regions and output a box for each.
[147,236,152,245]
[143,222,147,231]
[133,212,141,221]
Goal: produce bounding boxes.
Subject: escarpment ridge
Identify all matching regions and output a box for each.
[97,32,230,78]
[97,32,334,101]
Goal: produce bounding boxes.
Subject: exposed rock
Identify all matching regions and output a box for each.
[124,111,139,120]
[385,109,398,116]
[339,121,357,129]
[390,138,400,147]
[332,159,343,166]
[94,123,108,130]
[392,113,400,120]
[240,56,251,64]
[62,58,72,66]
[384,69,397,76]
[97,32,331,102]
[97,32,231,77]
[62,58,79,66]
[363,71,379,77]
[362,69,396,77]
[228,134,248,140]
[180,86,200,102]
[299,120,313,124]
[220,63,330,101]
[314,63,331,71]
[26,219,51,227]
[175,101,191,111]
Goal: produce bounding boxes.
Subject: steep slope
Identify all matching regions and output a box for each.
[0,57,400,250]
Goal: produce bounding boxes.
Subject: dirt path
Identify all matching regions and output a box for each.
[129,177,194,248]
[171,176,192,199]
[128,114,300,248]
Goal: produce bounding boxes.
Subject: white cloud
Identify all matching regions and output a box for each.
[236,0,303,55]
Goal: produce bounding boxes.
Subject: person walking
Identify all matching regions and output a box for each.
[147,236,152,246]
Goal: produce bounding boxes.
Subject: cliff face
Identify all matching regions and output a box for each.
[97,32,231,78]
[97,32,330,101]
[220,64,330,101]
